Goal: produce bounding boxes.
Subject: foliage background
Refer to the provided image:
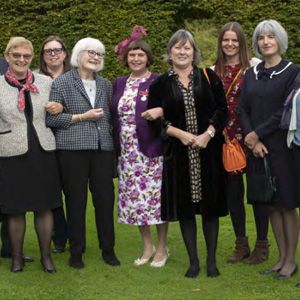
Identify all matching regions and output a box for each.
[0,0,299,79]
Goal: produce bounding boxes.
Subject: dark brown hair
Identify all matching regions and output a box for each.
[123,40,153,67]
[214,22,250,76]
[39,35,70,78]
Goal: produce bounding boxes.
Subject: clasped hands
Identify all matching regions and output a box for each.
[244,131,268,158]
[179,131,211,149]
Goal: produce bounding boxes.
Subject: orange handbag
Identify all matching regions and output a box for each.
[222,131,246,173]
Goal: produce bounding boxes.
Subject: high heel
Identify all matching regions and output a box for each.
[10,255,24,273]
[134,246,156,266]
[40,256,56,273]
[276,265,298,280]
[150,247,169,268]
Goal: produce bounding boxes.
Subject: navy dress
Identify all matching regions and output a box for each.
[239,60,300,209]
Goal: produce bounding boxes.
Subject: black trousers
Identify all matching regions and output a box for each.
[52,206,68,248]
[57,150,115,255]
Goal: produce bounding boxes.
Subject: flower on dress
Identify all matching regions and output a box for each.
[120,200,126,208]
[146,158,157,167]
[129,189,139,201]
[136,204,144,215]
[148,196,159,206]
[120,104,131,112]
[125,177,135,187]
[153,168,162,182]
[127,115,135,124]
[134,168,142,177]
[128,151,138,163]
[124,141,132,150]
[139,182,147,190]
[127,216,136,224]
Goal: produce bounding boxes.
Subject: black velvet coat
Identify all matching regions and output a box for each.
[148,67,228,221]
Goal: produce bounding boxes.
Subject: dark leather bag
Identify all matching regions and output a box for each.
[246,157,276,204]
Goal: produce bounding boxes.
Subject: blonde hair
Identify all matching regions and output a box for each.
[4,37,34,56]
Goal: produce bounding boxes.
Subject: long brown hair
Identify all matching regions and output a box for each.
[39,35,70,78]
[214,22,250,76]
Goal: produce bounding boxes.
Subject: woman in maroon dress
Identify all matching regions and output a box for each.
[214,22,269,264]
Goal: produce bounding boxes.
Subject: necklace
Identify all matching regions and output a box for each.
[129,70,150,80]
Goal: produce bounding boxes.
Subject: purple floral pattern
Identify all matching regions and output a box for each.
[117,77,164,225]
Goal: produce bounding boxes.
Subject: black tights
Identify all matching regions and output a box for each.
[226,173,269,240]
[8,211,54,269]
[179,216,220,277]
[226,173,245,237]
[252,203,269,240]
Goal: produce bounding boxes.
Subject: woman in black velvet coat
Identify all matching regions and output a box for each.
[145,29,228,278]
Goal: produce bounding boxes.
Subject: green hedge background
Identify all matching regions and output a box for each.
[0,0,299,80]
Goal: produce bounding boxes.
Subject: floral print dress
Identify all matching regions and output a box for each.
[218,64,244,148]
[117,77,164,225]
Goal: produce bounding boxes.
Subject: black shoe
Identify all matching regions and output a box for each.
[276,265,298,280]
[23,256,34,263]
[11,255,24,273]
[185,265,200,278]
[207,263,220,278]
[40,256,56,273]
[295,283,300,288]
[69,254,84,269]
[260,268,281,276]
[102,250,120,266]
[53,246,66,254]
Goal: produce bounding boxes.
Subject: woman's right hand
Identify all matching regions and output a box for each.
[177,130,197,146]
[141,107,163,120]
[252,141,268,158]
[82,108,104,121]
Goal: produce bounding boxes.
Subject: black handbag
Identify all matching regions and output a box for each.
[246,157,277,204]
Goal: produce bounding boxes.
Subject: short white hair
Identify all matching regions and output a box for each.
[252,20,288,58]
[70,37,105,71]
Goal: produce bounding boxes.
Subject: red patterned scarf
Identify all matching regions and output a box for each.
[5,68,39,112]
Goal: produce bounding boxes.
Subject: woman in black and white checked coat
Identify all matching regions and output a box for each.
[46,37,120,269]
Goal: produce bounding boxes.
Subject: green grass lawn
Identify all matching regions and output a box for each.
[0,187,299,300]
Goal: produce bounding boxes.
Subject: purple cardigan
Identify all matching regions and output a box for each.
[110,73,162,158]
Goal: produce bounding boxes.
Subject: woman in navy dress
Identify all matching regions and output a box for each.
[239,20,300,279]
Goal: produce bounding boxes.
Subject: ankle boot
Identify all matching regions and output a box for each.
[227,237,250,263]
[243,239,269,265]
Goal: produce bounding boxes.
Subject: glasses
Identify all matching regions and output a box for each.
[84,50,104,59]
[9,52,33,60]
[43,48,64,56]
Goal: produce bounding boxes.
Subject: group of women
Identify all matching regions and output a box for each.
[0,19,299,289]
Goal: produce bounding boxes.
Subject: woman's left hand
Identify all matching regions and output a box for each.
[45,102,63,114]
[141,108,163,121]
[191,132,211,149]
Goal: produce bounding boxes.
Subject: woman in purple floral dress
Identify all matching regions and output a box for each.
[214,22,269,265]
[111,40,169,267]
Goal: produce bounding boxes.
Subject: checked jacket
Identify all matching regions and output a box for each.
[46,68,114,151]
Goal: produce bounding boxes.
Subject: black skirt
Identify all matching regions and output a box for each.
[0,88,61,214]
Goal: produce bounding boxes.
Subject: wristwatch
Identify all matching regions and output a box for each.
[206,129,215,138]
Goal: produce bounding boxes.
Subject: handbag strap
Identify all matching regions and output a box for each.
[225,68,243,97]
[202,68,211,85]
[263,157,277,191]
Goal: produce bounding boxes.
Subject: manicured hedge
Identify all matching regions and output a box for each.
[181,0,300,64]
[0,0,182,79]
[0,0,299,81]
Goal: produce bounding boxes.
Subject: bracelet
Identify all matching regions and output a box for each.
[78,114,83,122]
